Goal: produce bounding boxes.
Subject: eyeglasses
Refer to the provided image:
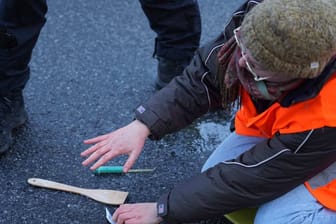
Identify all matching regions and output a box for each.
[234,27,269,82]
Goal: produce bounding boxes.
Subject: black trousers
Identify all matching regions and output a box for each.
[0,0,201,95]
[140,0,201,61]
[0,0,47,95]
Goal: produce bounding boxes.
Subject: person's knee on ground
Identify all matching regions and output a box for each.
[201,132,266,172]
[254,184,336,224]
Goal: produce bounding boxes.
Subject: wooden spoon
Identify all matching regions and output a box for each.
[28,178,128,205]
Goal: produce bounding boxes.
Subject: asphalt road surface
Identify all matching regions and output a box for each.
[0,1,245,223]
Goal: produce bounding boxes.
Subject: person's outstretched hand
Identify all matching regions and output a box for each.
[81,120,150,172]
[112,203,162,224]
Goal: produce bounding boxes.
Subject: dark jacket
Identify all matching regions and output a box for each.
[135,0,336,223]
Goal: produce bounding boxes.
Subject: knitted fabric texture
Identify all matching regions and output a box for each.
[240,0,336,79]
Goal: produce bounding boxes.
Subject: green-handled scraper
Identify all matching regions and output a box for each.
[94,166,155,174]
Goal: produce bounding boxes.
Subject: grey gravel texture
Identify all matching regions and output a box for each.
[0,1,245,223]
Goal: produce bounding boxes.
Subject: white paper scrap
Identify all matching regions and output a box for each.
[105,207,116,224]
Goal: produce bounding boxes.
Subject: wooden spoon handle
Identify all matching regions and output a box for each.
[28,178,85,195]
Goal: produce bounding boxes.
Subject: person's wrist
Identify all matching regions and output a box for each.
[133,119,150,137]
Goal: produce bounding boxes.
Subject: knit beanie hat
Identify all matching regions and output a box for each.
[240,0,336,79]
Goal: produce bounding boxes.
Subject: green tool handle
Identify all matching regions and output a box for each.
[94,166,155,174]
[94,166,124,174]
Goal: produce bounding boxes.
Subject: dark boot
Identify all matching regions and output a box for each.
[155,56,191,90]
[0,90,27,154]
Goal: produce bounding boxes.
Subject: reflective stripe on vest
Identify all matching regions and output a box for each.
[305,162,336,211]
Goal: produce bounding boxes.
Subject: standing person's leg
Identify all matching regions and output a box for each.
[0,0,47,153]
[139,0,201,89]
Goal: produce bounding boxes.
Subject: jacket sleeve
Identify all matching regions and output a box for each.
[134,0,263,140]
[157,127,336,223]
[134,34,225,140]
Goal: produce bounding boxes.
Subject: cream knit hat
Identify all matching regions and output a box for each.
[240,0,336,78]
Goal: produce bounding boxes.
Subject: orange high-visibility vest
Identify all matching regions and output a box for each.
[305,178,336,211]
[235,74,336,211]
